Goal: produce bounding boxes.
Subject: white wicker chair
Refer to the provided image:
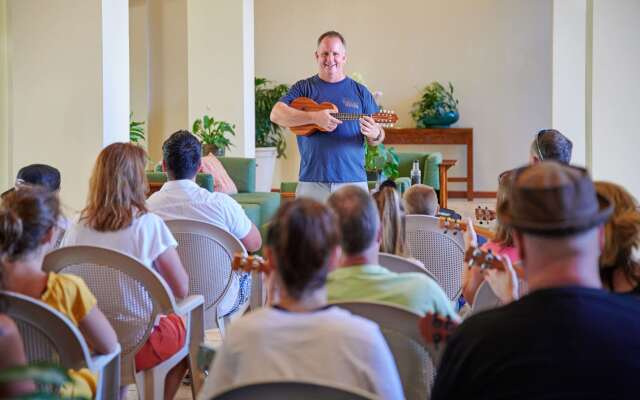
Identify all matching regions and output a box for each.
[165,219,247,332]
[210,380,379,400]
[3,291,121,400]
[404,215,465,301]
[43,246,205,400]
[331,301,433,400]
[378,252,437,280]
[470,281,502,315]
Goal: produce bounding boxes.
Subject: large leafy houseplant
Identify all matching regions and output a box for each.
[255,78,289,158]
[411,81,459,128]
[192,115,236,156]
[364,143,400,181]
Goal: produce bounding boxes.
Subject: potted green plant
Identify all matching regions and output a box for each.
[254,77,290,191]
[129,113,145,144]
[411,81,460,128]
[364,142,400,184]
[192,115,236,157]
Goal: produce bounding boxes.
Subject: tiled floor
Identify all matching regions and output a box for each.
[127,197,495,400]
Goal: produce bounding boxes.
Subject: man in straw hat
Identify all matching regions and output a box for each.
[431,161,640,399]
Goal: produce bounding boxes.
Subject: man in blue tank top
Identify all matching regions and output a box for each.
[270,31,385,202]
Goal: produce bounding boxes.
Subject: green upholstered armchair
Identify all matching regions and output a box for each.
[280,151,442,195]
[217,157,280,231]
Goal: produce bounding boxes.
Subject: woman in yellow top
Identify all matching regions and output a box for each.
[0,186,118,398]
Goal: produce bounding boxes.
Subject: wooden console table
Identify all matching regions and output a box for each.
[384,128,474,200]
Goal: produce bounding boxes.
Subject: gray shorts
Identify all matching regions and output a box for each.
[295,181,369,203]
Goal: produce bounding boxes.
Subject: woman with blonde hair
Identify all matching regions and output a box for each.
[595,181,640,295]
[62,142,189,400]
[372,184,405,256]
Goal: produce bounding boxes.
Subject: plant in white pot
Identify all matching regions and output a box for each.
[255,77,289,192]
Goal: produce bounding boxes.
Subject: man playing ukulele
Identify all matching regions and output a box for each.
[270,31,384,202]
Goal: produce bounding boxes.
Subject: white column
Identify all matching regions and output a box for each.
[552,0,587,167]
[187,0,255,158]
[0,0,8,191]
[6,0,129,211]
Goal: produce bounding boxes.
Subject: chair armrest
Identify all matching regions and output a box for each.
[422,152,443,189]
[174,295,205,316]
[89,343,121,371]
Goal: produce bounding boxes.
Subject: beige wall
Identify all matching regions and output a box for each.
[147,0,189,163]
[134,0,255,163]
[255,0,553,192]
[591,0,640,198]
[129,0,148,145]
[0,0,8,190]
[7,0,129,211]
[187,0,255,158]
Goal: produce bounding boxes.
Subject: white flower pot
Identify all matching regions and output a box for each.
[255,147,277,192]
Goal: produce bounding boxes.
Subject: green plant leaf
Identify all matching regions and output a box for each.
[0,363,70,387]
[255,77,290,158]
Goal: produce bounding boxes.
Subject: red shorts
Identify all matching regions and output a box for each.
[135,314,186,371]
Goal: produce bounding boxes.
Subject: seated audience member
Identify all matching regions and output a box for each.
[372,184,405,256]
[595,181,640,295]
[431,161,640,399]
[1,187,117,398]
[326,186,457,318]
[147,131,261,316]
[529,128,572,164]
[403,184,439,216]
[199,199,404,400]
[462,169,521,305]
[2,164,68,244]
[61,142,189,400]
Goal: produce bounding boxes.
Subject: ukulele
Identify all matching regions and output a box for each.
[465,246,525,280]
[418,312,460,367]
[474,206,497,225]
[231,253,271,310]
[231,253,271,273]
[289,97,398,136]
[438,216,495,241]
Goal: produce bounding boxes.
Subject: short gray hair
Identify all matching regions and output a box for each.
[327,185,378,255]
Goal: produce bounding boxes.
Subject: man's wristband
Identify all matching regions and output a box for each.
[370,129,382,143]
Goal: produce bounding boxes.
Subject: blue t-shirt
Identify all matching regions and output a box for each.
[280,75,379,183]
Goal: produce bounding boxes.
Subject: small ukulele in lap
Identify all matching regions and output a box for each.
[289,97,398,136]
[232,254,271,309]
[419,312,460,367]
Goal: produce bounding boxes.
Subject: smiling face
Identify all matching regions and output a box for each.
[315,36,347,82]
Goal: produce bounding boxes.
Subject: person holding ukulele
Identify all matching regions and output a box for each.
[270,31,385,202]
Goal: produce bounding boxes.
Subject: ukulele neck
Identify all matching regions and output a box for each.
[330,113,369,121]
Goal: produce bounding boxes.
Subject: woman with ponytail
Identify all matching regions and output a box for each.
[0,187,117,398]
[595,181,640,295]
[199,199,404,400]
